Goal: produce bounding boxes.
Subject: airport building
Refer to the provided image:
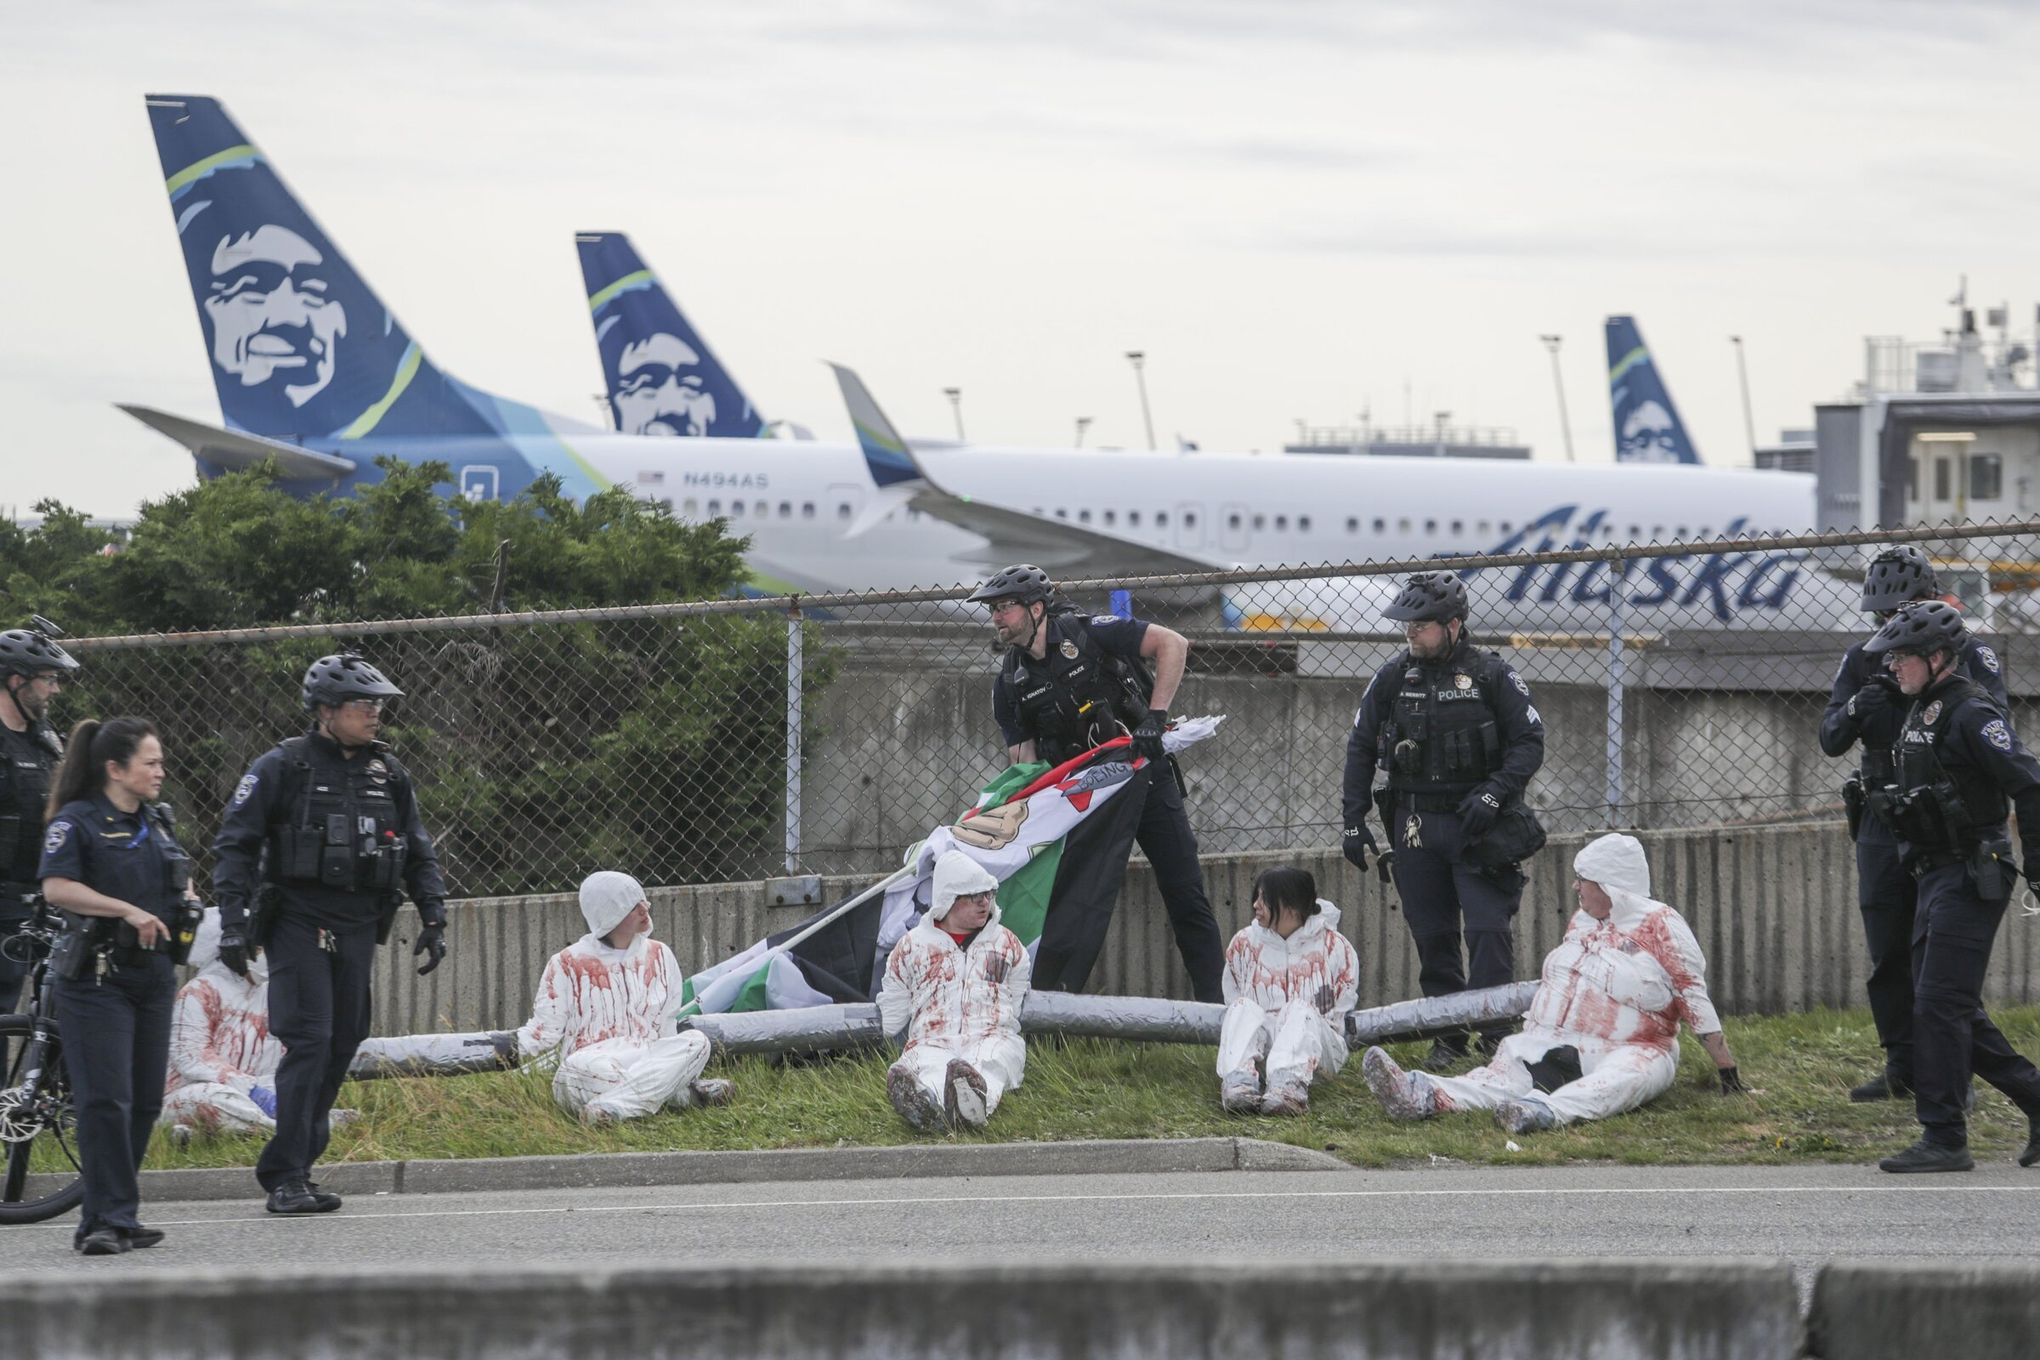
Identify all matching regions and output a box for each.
[1284,418,1531,460]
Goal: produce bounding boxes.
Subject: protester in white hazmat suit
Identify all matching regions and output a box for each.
[877,850,1031,1132]
[1362,833,1743,1133]
[1218,866,1359,1116]
[160,909,308,1139]
[513,871,732,1125]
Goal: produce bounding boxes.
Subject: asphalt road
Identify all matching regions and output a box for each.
[5,1162,2037,1287]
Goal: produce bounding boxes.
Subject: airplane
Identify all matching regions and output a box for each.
[125,94,1835,630]
[1606,316,1701,464]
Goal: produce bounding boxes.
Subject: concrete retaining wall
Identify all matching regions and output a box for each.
[12,1260,1804,1359]
[1809,1262,2040,1360]
[374,820,2040,1036]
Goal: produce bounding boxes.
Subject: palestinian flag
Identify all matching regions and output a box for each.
[678,717,1223,1016]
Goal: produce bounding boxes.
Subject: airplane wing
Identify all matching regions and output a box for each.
[117,405,358,482]
[825,363,1231,576]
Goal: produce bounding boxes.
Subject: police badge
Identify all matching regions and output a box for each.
[1922,701,1942,725]
[1454,674,1472,690]
[1060,640,1079,659]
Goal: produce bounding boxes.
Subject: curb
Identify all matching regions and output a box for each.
[72,1136,1350,1205]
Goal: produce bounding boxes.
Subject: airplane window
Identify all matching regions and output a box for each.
[1032,507,1044,516]
[1345,516,1359,532]
[1499,520,1511,533]
[801,502,816,519]
[684,498,700,517]
[1450,519,1462,534]
[1423,519,1436,533]
[755,501,768,518]
[1477,520,1490,534]
[1298,515,1311,531]
[1674,525,1688,539]
[708,499,722,515]
[1156,511,1169,527]
[1184,512,1197,528]
[1228,513,1242,530]
[1398,518,1411,532]
[1128,511,1141,527]
[778,501,792,518]
[837,502,852,519]
[1252,514,1265,531]
[1699,526,1711,539]
[1056,508,1068,519]
[1274,515,1287,531]
[1627,525,1641,539]
[1104,510,1116,525]
[1079,509,1092,523]
[730,501,745,518]
[1372,518,1385,533]
[659,497,673,511]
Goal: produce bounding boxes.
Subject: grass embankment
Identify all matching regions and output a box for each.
[139,1006,2040,1173]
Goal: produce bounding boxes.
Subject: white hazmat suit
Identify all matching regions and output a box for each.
[161,910,287,1136]
[1218,900,1359,1115]
[877,851,1031,1130]
[1365,834,1722,1131]
[513,871,715,1123]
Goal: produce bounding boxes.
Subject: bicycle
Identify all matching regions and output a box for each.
[0,898,83,1224]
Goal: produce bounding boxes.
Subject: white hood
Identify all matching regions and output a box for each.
[189,906,267,983]
[930,849,998,923]
[579,870,647,938]
[1573,834,1658,931]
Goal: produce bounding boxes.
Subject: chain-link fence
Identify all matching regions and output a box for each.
[59,518,2040,896]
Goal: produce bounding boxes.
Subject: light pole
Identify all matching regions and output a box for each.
[942,387,965,441]
[1125,351,1156,451]
[1074,416,1092,447]
[1539,334,1575,461]
[1433,410,1451,458]
[1729,336,1756,458]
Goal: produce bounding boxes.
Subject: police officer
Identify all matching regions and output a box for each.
[1863,601,2040,1174]
[971,565,1225,1002]
[1820,545,2008,1103]
[40,717,197,1255]
[1342,571,1546,1065]
[0,625,77,1014]
[213,654,448,1214]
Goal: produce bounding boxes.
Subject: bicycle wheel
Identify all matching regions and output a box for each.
[0,1012,83,1224]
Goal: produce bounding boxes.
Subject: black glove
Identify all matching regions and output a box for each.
[1717,1065,1745,1095]
[217,926,252,982]
[1846,681,1894,722]
[1456,785,1504,841]
[1341,823,1378,871]
[413,920,447,976]
[1130,708,1168,762]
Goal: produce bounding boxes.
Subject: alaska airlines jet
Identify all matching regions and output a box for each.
[1606,316,1700,464]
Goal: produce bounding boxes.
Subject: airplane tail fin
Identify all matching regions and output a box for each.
[145,94,533,443]
[825,363,925,491]
[576,232,767,439]
[1605,315,1700,464]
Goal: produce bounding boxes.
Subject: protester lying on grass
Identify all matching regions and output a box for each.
[1217,867,1358,1116]
[878,850,1031,1132]
[161,909,357,1141]
[512,871,733,1126]
[1362,832,1743,1134]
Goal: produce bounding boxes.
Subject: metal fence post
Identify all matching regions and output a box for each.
[1605,558,1626,828]
[785,600,804,875]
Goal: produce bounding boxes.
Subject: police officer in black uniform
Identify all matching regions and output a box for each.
[1820,545,2008,1103]
[971,564,1225,1002]
[1,626,77,1014]
[212,654,448,1214]
[1861,601,2040,1174]
[1342,571,1546,1064]
[40,717,198,1255]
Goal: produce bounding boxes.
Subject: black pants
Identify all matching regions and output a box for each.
[1855,831,1917,1081]
[1909,864,2040,1145]
[256,915,376,1191]
[1134,768,1225,1002]
[1387,802,1520,1036]
[54,953,175,1239]
[0,909,31,1015]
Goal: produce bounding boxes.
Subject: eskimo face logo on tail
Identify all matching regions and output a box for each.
[204,225,346,406]
[613,333,716,436]
[1618,400,1683,464]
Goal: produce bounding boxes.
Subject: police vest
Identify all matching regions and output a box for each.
[1891,678,2010,853]
[1379,646,1511,800]
[1001,614,1153,764]
[0,721,60,888]
[265,736,411,894]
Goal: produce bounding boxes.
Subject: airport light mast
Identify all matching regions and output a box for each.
[943,387,965,441]
[1126,351,1156,451]
[1539,334,1575,461]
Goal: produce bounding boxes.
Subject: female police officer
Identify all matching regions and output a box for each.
[39,716,198,1255]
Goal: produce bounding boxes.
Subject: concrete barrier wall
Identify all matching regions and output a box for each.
[11,1260,1804,1360]
[374,820,2039,1035]
[1809,1262,2040,1360]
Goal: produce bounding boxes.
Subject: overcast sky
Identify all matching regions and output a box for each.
[5,1,2039,517]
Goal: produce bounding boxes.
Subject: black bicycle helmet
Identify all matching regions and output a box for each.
[0,627,79,680]
[1863,600,1967,656]
[1862,545,1937,613]
[1383,571,1469,623]
[967,563,1053,607]
[301,653,405,712]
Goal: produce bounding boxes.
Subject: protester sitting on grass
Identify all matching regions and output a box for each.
[1218,866,1358,1116]
[1362,833,1742,1134]
[878,850,1031,1132]
[513,871,733,1126]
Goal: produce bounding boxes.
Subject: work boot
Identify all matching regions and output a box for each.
[1362,1046,1439,1123]
[121,1225,167,1249]
[76,1227,128,1256]
[2020,1111,2040,1169]
[1849,1069,1912,1103]
[1425,1034,1470,1070]
[687,1078,737,1108]
[1260,1083,1310,1117]
[303,1181,343,1212]
[887,1063,945,1133]
[1493,1096,1558,1135]
[1219,1071,1262,1114]
[943,1059,990,1130]
[1878,1140,1975,1174]
[266,1179,342,1214]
